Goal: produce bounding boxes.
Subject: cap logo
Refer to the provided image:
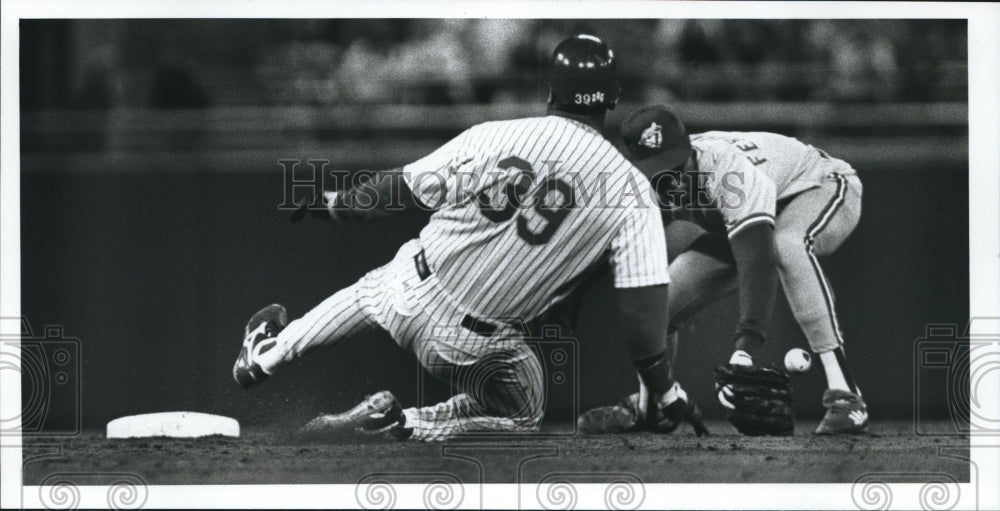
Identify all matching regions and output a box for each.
[639,122,662,149]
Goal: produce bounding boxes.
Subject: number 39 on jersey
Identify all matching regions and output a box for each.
[474,156,576,246]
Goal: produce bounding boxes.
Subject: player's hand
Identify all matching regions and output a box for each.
[289,192,325,223]
[290,191,340,223]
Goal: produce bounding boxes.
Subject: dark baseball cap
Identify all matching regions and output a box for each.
[620,105,692,176]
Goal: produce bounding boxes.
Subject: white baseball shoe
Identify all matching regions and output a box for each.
[232,304,286,389]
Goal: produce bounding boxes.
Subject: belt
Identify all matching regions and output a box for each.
[413,249,498,337]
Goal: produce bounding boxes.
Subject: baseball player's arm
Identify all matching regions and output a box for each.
[322,168,421,223]
[528,259,610,337]
[290,168,421,224]
[315,126,476,222]
[616,283,671,392]
[728,222,779,353]
[399,128,475,210]
[714,154,779,353]
[608,203,672,396]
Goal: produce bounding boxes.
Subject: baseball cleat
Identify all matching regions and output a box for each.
[233,304,287,389]
[298,390,412,440]
[659,392,710,437]
[814,389,869,435]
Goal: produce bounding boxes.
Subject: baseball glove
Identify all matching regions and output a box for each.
[714,364,794,436]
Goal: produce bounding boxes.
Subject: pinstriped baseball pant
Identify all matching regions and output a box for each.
[669,173,863,354]
[261,239,545,441]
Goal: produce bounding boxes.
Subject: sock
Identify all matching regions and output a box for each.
[656,381,686,408]
[729,350,753,366]
[253,337,283,375]
[819,350,851,392]
[637,375,649,409]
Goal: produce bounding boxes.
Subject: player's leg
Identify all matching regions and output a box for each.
[399,339,545,441]
[297,239,546,441]
[234,243,421,390]
[774,174,861,384]
[668,231,739,361]
[669,234,738,325]
[773,173,867,433]
[664,219,706,262]
[300,333,545,442]
[233,279,380,388]
[235,239,435,388]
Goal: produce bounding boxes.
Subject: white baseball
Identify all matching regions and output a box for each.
[784,348,813,373]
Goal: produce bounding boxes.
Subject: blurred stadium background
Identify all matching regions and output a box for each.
[19,19,968,432]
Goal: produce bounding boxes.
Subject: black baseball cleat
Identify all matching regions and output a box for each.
[660,392,710,437]
[233,304,287,389]
[815,389,869,435]
[298,391,412,441]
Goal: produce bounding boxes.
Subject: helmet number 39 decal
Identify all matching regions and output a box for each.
[574,91,606,105]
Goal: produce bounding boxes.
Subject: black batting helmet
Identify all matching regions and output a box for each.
[547,34,620,112]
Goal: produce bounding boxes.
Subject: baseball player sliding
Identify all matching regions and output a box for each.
[233,36,707,441]
[581,105,867,436]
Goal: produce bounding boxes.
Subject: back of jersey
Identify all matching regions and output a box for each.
[403,115,669,321]
[692,131,854,200]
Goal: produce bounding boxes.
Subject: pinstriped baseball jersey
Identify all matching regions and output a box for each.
[403,115,669,321]
[690,131,856,237]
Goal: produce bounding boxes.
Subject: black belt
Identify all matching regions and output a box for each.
[413,249,498,337]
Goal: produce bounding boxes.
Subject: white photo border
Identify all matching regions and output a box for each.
[2,1,998,510]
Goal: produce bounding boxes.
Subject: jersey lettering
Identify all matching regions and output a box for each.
[403,116,670,319]
[476,156,577,245]
[517,177,576,245]
[476,156,535,223]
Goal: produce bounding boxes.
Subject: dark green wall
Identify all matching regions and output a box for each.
[20,158,969,432]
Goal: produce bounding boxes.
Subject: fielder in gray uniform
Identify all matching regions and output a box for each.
[643,105,866,434]
[233,37,707,441]
[580,105,867,435]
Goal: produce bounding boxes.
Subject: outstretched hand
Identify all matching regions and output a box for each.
[290,191,340,223]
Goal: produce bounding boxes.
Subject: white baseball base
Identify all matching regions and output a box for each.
[106,412,240,439]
